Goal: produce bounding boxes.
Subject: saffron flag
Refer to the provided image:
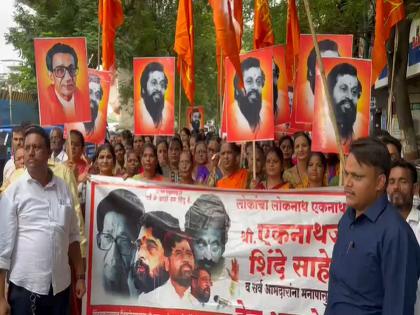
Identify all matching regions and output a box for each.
[285,0,300,83]
[98,0,124,70]
[372,0,405,84]
[174,0,195,105]
[210,0,243,89]
[216,0,243,95]
[253,0,274,49]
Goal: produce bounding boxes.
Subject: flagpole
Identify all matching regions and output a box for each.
[219,52,224,133]
[386,25,399,132]
[302,0,345,185]
[178,59,182,132]
[97,0,101,69]
[252,141,256,180]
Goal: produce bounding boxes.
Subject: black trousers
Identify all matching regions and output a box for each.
[8,282,70,315]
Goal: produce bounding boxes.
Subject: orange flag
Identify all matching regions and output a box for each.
[210,0,243,89]
[253,0,274,49]
[372,0,405,84]
[98,0,124,71]
[174,0,195,105]
[285,0,300,84]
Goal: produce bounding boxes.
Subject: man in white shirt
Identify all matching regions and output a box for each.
[49,127,68,163]
[2,126,24,183]
[140,232,198,308]
[0,125,85,315]
[387,159,420,314]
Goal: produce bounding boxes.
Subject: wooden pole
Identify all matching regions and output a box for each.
[97,2,101,69]
[219,52,224,133]
[302,0,346,185]
[252,141,256,180]
[178,62,182,132]
[386,25,399,132]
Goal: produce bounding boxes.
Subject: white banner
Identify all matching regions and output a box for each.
[83,176,345,315]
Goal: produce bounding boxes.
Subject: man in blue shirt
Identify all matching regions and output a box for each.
[325,137,420,315]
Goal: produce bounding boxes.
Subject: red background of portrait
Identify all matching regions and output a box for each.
[133,57,175,136]
[225,48,274,142]
[293,34,353,127]
[312,57,372,154]
[273,45,290,125]
[186,106,205,130]
[34,37,90,126]
[65,69,112,144]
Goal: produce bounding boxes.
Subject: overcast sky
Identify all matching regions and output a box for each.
[0,0,20,61]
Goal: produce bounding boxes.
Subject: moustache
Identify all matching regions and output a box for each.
[134,259,150,276]
[337,99,356,114]
[198,258,216,269]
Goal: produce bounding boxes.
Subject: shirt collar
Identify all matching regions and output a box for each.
[23,168,56,188]
[348,194,388,223]
[406,206,420,224]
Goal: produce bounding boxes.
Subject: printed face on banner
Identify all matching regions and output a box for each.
[34,37,91,126]
[65,69,112,144]
[134,57,175,136]
[312,58,371,153]
[186,106,204,132]
[225,48,274,142]
[272,45,290,125]
[85,176,346,314]
[293,34,353,127]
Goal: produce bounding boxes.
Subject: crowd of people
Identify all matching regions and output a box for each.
[0,122,419,315]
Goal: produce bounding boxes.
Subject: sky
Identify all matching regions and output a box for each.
[0,0,20,61]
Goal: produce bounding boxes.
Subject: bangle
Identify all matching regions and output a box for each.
[76,274,85,280]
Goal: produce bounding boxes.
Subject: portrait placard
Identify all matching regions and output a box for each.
[34,37,91,126]
[186,106,205,131]
[312,57,372,153]
[293,34,353,126]
[133,57,175,136]
[65,69,112,144]
[225,47,274,142]
[273,45,290,125]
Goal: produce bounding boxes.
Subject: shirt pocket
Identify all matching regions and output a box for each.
[339,245,379,294]
[51,203,72,229]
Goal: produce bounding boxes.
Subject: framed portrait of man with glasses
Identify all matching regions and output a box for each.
[34,37,91,126]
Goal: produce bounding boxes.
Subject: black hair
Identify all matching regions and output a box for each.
[266,147,284,163]
[163,231,194,258]
[377,134,402,156]
[307,152,327,171]
[169,136,183,149]
[234,57,266,91]
[307,39,338,93]
[13,125,25,135]
[97,189,145,237]
[95,143,116,165]
[46,43,78,72]
[140,62,168,95]
[70,129,85,147]
[349,137,391,178]
[327,63,362,100]
[390,159,418,184]
[24,125,50,150]
[192,266,211,279]
[142,142,157,158]
[279,135,294,148]
[293,131,312,147]
[139,211,180,244]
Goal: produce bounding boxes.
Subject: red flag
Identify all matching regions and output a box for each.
[372,0,405,83]
[285,0,300,83]
[253,0,274,49]
[98,0,124,70]
[210,0,243,89]
[174,0,195,105]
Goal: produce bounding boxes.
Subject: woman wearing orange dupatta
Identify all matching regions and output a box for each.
[216,142,248,189]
